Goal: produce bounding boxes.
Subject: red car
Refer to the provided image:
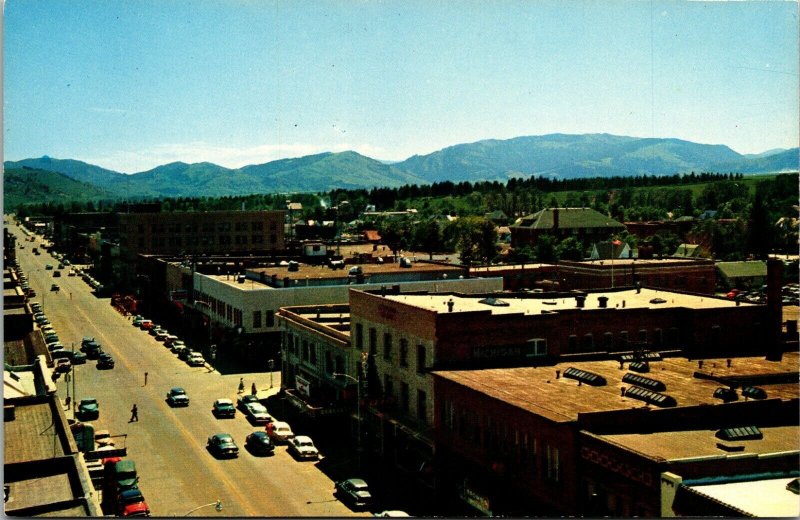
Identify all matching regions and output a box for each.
[117,488,150,517]
[726,289,740,299]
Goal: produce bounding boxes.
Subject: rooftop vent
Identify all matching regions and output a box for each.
[649,297,667,304]
[563,367,607,386]
[597,296,609,309]
[713,387,739,402]
[628,361,650,373]
[620,352,662,362]
[741,386,767,400]
[716,426,763,441]
[622,373,666,391]
[479,297,510,307]
[624,386,677,407]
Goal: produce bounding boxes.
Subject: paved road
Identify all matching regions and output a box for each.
[13,225,365,517]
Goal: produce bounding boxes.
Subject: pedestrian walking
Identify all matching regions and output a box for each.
[65,396,71,410]
[251,382,257,396]
[129,404,138,422]
[144,372,148,386]
[238,377,245,394]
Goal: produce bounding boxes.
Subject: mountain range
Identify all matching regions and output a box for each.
[4,133,798,205]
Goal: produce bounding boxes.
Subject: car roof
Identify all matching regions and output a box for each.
[81,398,97,403]
[295,435,313,442]
[273,421,291,428]
[215,398,233,405]
[213,433,233,441]
[170,387,186,393]
[346,478,368,487]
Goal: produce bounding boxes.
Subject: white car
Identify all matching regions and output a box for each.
[267,421,294,443]
[187,353,206,367]
[243,403,272,425]
[288,435,319,460]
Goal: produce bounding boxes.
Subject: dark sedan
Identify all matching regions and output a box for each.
[166,387,190,407]
[77,398,99,420]
[334,478,373,510]
[245,431,275,456]
[207,433,239,458]
[212,399,236,418]
[97,353,115,369]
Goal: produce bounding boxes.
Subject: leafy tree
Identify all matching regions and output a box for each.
[746,191,771,259]
[412,219,443,260]
[533,235,557,263]
[377,218,409,258]
[556,237,585,261]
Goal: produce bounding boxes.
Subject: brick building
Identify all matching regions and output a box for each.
[118,210,286,261]
[557,258,717,294]
[433,353,799,516]
[510,208,625,248]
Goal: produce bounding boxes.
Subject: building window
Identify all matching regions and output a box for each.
[667,327,679,346]
[603,332,614,349]
[302,340,309,362]
[383,333,393,361]
[568,335,578,351]
[369,328,377,356]
[399,339,409,367]
[546,444,560,483]
[417,390,427,423]
[582,333,594,351]
[654,328,663,346]
[253,311,262,329]
[400,382,409,412]
[638,329,648,343]
[620,330,629,348]
[528,338,547,356]
[335,355,344,374]
[416,345,426,373]
[310,344,317,365]
[325,351,333,374]
[384,374,394,399]
[355,324,364,351]
[266,310,275,327]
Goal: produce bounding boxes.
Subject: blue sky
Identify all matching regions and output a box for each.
[4,0,798,173]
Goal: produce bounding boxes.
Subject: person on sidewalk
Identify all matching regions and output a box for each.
[238,377,245,394]
[251,382,257,396]
[144,372,148,386]
[129,404,138,422]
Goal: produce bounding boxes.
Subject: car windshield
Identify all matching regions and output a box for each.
[298,439,313,447]
[248,403,267,412]
[171,388,185,395]
[216,400,233,407]
[216,435,233,443]
[81,399,97,406]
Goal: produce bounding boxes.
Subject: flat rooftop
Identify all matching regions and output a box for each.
[591,424,798,462]
[564,258,713,267]
[433,351,799,424]
[4,400,69,463]
[685,477,800,517]
[470,263,554,273]
[248,261,464,282]
[382,287,753,315]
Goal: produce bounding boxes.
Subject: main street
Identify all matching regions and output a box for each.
[13,224,365,517]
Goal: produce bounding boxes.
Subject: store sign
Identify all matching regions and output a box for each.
[296,376,310,397]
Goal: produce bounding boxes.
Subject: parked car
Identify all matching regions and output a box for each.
[267,421,295,443]
[53,270,61,277]
[116,488,151,517]
[148,326,162,337]
[334,478,373,510]
[81,337,96,348]
[164,335,179,347]
[374,511,410,517]
[242,402,272,425]
[71,351,88,364]
[187,352,206,367]
[177,348,193,361]
[131,316,144,327]
[45,335,61,345]
[45,264,53,270]
[111,460,139,491]
[245,431,275,456]
[140,320,154,330]
[48,343,65,353]
[212,399,236,418]
[236,394,260,411]
[207,433,239,458]
[166,387,190,407]
[97,353,115,369]
[154,330,169,342]
[172,344,187,357]
[288,435,320,460]
[55,358,72,373]
[78,398,100,419]
[50,283,60,292]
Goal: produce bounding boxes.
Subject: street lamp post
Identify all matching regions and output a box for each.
[268,359,274,388]
[333,372,361,470]
[183,500,222,516]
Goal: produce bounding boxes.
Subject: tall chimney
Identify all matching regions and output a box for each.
[766,259,784,361]
[552,208,560,230]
